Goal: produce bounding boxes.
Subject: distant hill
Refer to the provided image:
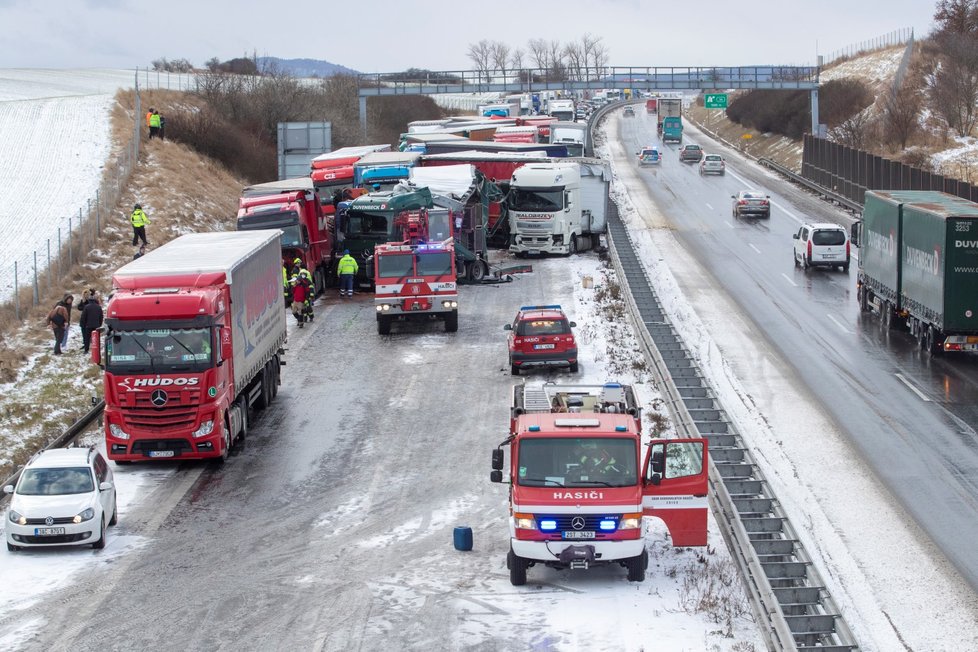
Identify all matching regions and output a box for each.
[257,57,359,78]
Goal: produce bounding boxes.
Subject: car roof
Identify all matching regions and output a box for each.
[684,144,701,148]
[804,222,846,230]
[517,305,568,320]
[704,154,722,159]
[739,190,766,197]
[27,447,93,468]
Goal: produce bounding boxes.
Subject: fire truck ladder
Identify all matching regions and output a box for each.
[605,203,859,652]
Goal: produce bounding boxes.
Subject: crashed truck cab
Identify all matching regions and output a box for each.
[491,381,709,585]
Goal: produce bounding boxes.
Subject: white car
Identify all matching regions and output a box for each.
[793,222,851,273]
[5,446,117,551]
[699,154,725,175]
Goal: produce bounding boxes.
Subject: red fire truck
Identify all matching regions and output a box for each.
[373,207,458,335]
[491,382,709,585]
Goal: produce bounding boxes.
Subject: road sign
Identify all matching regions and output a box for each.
[704,93,728,109]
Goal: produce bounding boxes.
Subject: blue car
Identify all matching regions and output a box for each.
[637,147,662,166]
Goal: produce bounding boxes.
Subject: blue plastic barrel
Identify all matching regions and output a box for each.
[453,526,473,551]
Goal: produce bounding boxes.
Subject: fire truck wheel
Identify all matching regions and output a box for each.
[626,550,647,582]
[511,364,520,376]
[444,311,459,333]
[508,549,527,586]
[377,316,392,336]
[569,362,579,373]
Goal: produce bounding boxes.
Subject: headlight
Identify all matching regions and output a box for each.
[9,510,26,525]
[514,513,536,530]
[442,300,458,309]
[73,508,95,524]
[376,305,383,312]
[619,513,643,530]
[109,423,130,440]
[192,420,214,438]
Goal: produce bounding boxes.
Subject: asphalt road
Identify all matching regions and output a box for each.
[617,110,978,590]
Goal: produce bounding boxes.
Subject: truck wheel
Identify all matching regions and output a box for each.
[217,417,231,464]
[568,235,578,256]
[378,316,392,336]
[254,365,270,411]
[444,311,459,333]
[626,550,647,582]
[569,361,579,373]
[882,302,893,330]
[924,326,936,354]
[508,549,528,586]
[469,260,487,282]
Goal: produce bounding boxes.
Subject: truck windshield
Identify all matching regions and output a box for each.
[509,187,563,212]
[344,210,393,238]
[106,327,213,374]
[378,254,413,278]
[238,213,303,247]
[416,252,453,276]
[517,437,638,488]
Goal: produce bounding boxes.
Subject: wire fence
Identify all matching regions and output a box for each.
[822,28,915,68]
[3,77,144,321]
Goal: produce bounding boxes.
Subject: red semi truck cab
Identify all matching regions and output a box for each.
[491,382,709,585]
[95,231,287,463]
[646,98,658,113]
[237,185,333,293]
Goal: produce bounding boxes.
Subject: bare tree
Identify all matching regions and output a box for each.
[882,81,921,149]
[830,109,877,149]
[467,39,493,82]
[509,47,525,73]
[934,0,978,36]
[581,34,608,79]
[491,41,510,78]
[564,42,583,81]
[546,40,566,79]
[527,38,548,71]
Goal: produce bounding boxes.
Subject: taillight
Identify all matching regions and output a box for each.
[807,240,812,257]
[846,240,851,257]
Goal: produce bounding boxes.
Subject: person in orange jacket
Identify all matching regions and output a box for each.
[146,108,154,138]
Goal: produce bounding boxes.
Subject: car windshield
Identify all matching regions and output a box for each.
[812,229,846,246]
[18,467,94,495]
[516,318,570,336]
[706,156,721,161]
[509,187,563,212]
[517,437,638,488]
[106,327,213,374]
[743,192,765,200]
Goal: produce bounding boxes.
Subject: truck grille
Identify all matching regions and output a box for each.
[131,439,194,456]
[120,389,201,409]
[535,514,620,531]
[123,407,198,432]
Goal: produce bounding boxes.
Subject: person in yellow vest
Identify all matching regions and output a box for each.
[337,249,358,297]
[130,203,149,246]
[149,110,162,139]
[146,108,154,138]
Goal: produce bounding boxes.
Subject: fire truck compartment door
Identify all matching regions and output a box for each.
[641,438,708,547]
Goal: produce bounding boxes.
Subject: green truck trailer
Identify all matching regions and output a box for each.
[853,190,978,353]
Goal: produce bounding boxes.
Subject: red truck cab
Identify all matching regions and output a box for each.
[491,382,709,585]
[504,305,578,375]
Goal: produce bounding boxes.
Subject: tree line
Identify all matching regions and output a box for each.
[465,35,609,82]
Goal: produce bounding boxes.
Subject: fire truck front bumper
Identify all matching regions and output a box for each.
[375,297,458,317]
[511,537,646,564]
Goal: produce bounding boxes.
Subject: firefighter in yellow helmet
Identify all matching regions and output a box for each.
[337,249,358,297]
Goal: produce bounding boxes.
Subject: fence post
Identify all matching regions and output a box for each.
[57,228,61,276]
[47,239,51,289]
[14,261,19,322]
[69,217,73,267]
[96,189,101,234]
[33,251,38,306]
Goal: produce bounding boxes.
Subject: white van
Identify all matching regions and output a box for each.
[793,222,851,272]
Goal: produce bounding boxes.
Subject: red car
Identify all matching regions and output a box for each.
[504,305,578,375]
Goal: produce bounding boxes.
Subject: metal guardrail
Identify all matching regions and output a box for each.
[0,401,105,504]
[589,100,859,651]
[758,157,863,213]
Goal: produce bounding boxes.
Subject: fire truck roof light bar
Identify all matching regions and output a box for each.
[520,304,562,311]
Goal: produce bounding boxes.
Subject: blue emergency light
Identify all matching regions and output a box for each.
[599,519,617,531]
[519,304,562,311]
[615,425,627,432]
[528,425,541,432]
[539,519,557,531]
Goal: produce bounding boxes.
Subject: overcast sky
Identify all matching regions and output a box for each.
[0,0,938,72]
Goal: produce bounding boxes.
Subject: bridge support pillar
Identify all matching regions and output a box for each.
[359,95,367,139]
[810,88,819,138]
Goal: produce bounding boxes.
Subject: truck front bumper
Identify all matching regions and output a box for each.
[511,349,578,369]
[512,537,645,563]
[105,410,225,461]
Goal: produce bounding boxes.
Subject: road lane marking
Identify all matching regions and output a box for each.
[895,373,931,402]
[748,243,761,254]
[781,273,797,287]
[706,202,714,210]
[826,313,853,334]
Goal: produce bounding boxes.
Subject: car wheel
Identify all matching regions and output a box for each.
[569,362,579,373]
[92,516,106,550]
[842,263,850,273]
[720,170,725,176]
[109,499,118,526]
[793,251,800,267]
[802,256,810,272]
[763,211,770,219]
[7,541,20,552]
[508,549,528,586]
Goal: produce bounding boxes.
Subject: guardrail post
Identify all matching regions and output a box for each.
[69,216,73,267]
[14,261,19,321]
[96,189,101,234]
[32,251,38,306]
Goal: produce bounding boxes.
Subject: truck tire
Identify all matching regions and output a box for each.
[882,301,893,330]
[924,326,937,355]
[217,417,232,464]
[857,285,868,312]
[468,260,487,282]
[508,549,528,586]
[254,364,270,411]
[626,549,647,582]
[378,315,392,336]
[444,311,459,333]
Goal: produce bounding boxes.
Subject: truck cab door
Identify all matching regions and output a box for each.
[641,438,709,547]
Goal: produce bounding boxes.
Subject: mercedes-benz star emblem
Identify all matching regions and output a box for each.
[45,516,54,526]
[151,389,168,407]
[571,516,586,530]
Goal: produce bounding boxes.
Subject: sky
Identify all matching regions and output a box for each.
[0,0,938,72]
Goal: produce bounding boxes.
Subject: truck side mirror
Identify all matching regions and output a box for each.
[503,324,513,331]
[564,191,572,211]
[569,321,577,328]
[650,449,665,474]
[219,330,231,366]
[90,330,102,367]
[490,470,503,483]
[850,222,861,247]
[491,448,504,470]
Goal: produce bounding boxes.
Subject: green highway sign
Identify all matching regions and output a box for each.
[704,93,728,109]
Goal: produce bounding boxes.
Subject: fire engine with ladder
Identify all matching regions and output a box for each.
[373,206,459,335]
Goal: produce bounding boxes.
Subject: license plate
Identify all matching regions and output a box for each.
[823,254,836,259]
[35,527,65,536]
[534,344,555,350]
[148,450,175,458]
[563,531,595,539]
